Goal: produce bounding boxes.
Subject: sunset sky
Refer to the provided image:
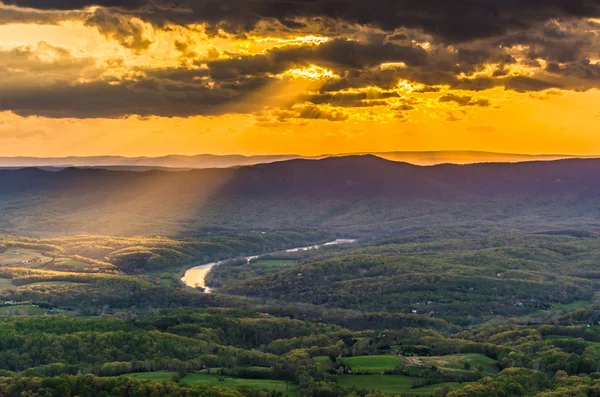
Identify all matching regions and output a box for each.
[2,1,600,156]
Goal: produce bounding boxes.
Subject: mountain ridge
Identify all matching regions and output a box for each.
[0,150,596,169]
[1,155,599,236]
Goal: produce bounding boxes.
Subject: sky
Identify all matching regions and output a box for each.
[2,1,600,156]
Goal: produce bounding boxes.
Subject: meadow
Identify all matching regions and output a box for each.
[415,354,499,375]
[341,355,402,373]
[338,374,464,395]
[127,371,299,395]
[0,305,73,316]
[0,247,52,266]
[0,278,14,290]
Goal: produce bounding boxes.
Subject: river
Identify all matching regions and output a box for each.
[181,239,357,293]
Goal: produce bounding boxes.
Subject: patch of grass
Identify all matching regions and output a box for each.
[52,258,91,270]
[518,300,592,322]
[551,301,592,311]
[0,305,73,316]
[18,281,87,288]
[251,259,298,269]
[417,353,498,375]
[127,372,177,381]
[0,277,14,290]
[126,372,298,396]
[342,355,401,373]
[339,374,465,395]
[182,373,297,395]
[0,247,52,267]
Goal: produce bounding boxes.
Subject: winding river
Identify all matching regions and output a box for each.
[181,239,357,293]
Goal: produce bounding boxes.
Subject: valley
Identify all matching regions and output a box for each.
[0,158,597,396]
[5,0,600,394]
[182,238,357,292]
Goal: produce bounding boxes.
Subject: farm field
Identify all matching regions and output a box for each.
[51,257,91,270]
[0,247,52,267]
[19,281,88,288]
[341,355,401,373]
[415,353,498,375]
[127,372,298,395]
[313,356,332,364]
[338,374,464,395]
[0,247,92,273]
[127,372,176,381]
[250,259,298,268]
[518,300,593,322]
[0,305,73,316]
[0,277,14,290]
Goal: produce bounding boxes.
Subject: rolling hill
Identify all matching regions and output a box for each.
[0,155,599,236]
[0,151,592,170]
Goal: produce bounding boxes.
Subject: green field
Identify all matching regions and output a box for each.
[0,277,14,290]
[339,374,464,395]
[127,372,177,381]
[0,247,92,272]
[518,300,592,322]
[19,281,87,288]
[0,247,52,267]
[417,354,498,375]
[52,257,92,270]
[0,305,72,316]
[251,259,298,268]
[313,356,333,364]
[342,355,402,373]
[127,372,298,395]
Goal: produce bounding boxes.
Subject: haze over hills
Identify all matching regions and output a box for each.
[373,151,596,165]
[0,154,303,170]
[0,151,595,170]
[1,155,600,236]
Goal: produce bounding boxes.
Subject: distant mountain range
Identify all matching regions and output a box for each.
[1,155,600,237]
[0,151,594,169]
[0,154,301,170]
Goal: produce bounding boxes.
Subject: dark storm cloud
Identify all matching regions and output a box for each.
[206,38,429,80]
[6,1,600,119]
[0,4,86,24]
[0,68,273,118]
[295,104,349,121]
[495,19,600,64]
[5,0,600,42]
[2,0,145,10]
[504,76,562,92]
[85,7,153,51]
[438,93,491,106]
[546,59,600,83]
[303,91,399,107]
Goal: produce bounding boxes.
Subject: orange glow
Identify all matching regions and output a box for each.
[1,9,600,158]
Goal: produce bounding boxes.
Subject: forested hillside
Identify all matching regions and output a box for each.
[0,158,598,396]
[1,156,600,236]
[220,231,600,326]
